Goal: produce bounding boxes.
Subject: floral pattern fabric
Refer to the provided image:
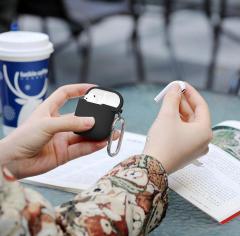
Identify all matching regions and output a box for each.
[0,155,168,236]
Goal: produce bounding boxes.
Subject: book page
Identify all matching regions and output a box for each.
[169,121,240,223]
[23,132,146,192]
[169,144,240,223]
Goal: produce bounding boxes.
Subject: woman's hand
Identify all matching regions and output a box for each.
[0,84,111,179]
[143,83,212,174]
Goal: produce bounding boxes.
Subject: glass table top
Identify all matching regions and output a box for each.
[1,84,240,236]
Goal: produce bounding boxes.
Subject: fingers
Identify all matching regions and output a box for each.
[43,114,95,135]
[184,83,211,127]
[160,83,182,117]
[68,133,85,145]
[67,141,107,160]
[184,83,206,110]
[179,94,195,122]
[41,84,96,114]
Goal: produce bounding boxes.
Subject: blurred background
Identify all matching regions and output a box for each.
[1,0,240,95]
[2,2,240,233]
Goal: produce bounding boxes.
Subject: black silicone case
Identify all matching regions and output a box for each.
[74,87,123,141]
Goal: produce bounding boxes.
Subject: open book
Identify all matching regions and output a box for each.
[23,120,240,224]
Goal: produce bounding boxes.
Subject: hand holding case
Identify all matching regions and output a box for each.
[74,88,123,141]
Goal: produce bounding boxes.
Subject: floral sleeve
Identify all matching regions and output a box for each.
[0,155,168,236]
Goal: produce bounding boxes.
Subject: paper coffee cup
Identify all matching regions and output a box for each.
[0,31,54,136]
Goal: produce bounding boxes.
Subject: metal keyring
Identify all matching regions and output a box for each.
[107,114,125,157]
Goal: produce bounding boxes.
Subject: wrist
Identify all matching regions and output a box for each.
[142,148,173,174]
[0,138,15,165]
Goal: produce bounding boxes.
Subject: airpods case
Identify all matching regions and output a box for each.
[74,87,124,141]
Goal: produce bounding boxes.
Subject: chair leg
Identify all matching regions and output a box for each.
[207,0,227,90]
[207,22,222,90]
[48,55,56,85]
[41,18,56,85]
[237,76,240,95]
[77,31,92,83]
[229,70,240,95]
[163,0,183,81]
[203,0,211,19]
[80,44,91,83]
[131,15,145,83]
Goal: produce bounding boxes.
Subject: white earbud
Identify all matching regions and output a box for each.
[154,81,186,103]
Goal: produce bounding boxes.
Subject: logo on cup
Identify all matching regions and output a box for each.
[2,64,48,126]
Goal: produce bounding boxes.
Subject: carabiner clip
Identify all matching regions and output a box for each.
[107,114,125,157]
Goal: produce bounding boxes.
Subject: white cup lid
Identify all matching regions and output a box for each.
[0,31,54,61]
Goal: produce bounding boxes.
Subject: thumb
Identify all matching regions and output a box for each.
[44,114,95,134]
[160,84,182,116]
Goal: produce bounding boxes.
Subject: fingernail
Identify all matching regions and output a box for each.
[84,117,95,127]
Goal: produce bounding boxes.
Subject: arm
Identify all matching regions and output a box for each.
[55,83,211,235]
[0,154,168,235]
[0,83,211,235]
[0,166,62,235]
[56,154,168,235]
